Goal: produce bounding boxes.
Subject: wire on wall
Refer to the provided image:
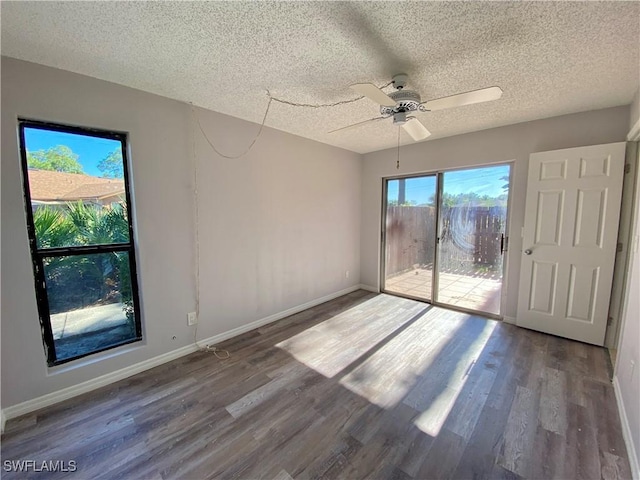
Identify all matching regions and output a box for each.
[194,96,273,160]
[190,81,394,358]
[190,104,230,360]
[194,81,393,160]
[268,81,392,109]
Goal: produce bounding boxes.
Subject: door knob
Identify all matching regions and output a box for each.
[524,249,532,255]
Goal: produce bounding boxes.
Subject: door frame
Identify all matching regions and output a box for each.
[612,136,640,368]
[380,161,514,319]
[606,141,638,350]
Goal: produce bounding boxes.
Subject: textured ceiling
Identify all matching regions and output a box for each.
[2,1,639,154]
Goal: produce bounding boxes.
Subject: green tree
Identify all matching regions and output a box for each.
[27,145,83,174]
[387,199,417,207]
[97,148,124,178]
[65,201,129,245]
[33,206,77,249]
[500,175,510,192]
[440,191,508,208]
[33,203,133,320]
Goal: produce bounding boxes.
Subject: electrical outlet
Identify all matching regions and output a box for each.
[187,311,197,326]
[345,270,350,279]
[630,360,635,382]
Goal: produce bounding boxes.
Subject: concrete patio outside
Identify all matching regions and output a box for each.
[50,303,135,361]
[384,267,502,315]
[51,303,129,339]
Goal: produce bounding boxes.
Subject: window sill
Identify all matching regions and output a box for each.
[46,338,146,376]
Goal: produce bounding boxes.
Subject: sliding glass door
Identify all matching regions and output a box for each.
[382,164,511,317]
[382,175,437,301]
[436,165,510,315]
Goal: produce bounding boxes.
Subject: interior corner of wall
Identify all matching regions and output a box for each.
[358,284,379,293]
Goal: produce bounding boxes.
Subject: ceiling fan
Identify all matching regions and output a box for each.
[330,74,503,141]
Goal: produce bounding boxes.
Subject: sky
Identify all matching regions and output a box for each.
[387,165,510,205]
[24,127,121,177]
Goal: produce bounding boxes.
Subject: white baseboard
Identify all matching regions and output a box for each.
[613,375,640,479]
[1,285,364,424]
[2,342,199,422]
[359,284,379,293]
[503,315,517,325]
[203,285,363,343]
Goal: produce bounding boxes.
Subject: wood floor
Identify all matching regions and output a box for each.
[1,291,632,479]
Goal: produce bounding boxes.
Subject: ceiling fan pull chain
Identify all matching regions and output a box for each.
[396,128,401,170]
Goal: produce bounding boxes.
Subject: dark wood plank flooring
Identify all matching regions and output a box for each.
[1,291,632,479]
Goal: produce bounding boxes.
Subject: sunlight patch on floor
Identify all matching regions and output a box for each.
[275,295,427,378]
[411,320,496,437]
[276,293,498,439]
[338,312,497,411]
[336,313,437,408]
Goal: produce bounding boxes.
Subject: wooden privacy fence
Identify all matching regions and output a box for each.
[385,205,506,276]
[385,206,436,276]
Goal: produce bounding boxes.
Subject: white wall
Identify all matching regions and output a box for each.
[361,106,630,320]
[192,107,362,339]
[0,57,361,409]
[615,89,640,474]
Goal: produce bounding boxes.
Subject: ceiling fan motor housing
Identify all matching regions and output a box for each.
[392,73,409,89]
[380,90,424,116]
[393,111,408,125]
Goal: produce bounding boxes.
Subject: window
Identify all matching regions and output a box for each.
[18,120,142,366]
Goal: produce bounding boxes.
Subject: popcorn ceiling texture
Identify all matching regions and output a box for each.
[1,1,638,154]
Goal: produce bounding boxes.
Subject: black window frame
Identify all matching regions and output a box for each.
[18,119,142,366]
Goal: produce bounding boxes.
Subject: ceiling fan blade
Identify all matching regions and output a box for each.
[328,116,387,134]
[402,117,431,141]
[422,86,503,111]
[350,83,397,107]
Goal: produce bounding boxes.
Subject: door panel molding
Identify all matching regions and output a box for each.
[517,142,626,345]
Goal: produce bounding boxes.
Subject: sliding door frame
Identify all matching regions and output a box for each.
[380,161,514,320]
[380,172,440,304]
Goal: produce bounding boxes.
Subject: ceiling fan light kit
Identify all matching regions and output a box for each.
[401,117,431,141]
[332,73,503,144]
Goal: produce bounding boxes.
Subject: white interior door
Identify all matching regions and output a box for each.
[517,142,626,345]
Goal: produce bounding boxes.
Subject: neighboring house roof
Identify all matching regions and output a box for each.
[27,169,125,202]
